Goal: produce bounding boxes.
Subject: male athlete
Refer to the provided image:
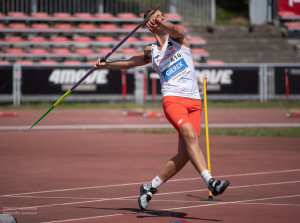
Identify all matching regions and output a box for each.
[95,6,230,210]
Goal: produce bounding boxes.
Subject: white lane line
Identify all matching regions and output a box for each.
[39,194,300,223]
[1,123,300,131]
[1,169,299,197]
[237,202,300,207]
[1,180,299,211]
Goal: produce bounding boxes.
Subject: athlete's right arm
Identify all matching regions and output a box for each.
[94,45,152,70]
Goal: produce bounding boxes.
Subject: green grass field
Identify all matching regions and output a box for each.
[126,128,300,137]
[1,100,300,109]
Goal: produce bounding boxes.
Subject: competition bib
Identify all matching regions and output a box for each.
[156,51,190,82]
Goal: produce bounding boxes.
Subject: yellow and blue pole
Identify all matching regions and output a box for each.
[203,77,213,200]
[29,6,160,130]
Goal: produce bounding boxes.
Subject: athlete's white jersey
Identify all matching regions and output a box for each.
[151,36,200,99]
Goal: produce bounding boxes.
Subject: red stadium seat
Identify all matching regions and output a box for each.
[6,48,26,54]
[31,12,50,18]
[64,60,81,64]
[278,11,299,18]
[176,24,188,31]
[122,24,139,30]
[118,35,138,42]
[8,12,28,17]
[206,60,225,65]
[52,48,72,54]
[73,36,93,42]
[8,23,29,29]
[54,23,74,30]
[75,48,95,55]
[74,13,93,18]
[32,23,51,30]
[0,60,10,65]
[117,13,137,19]
[28,48,49,54]
[15,60,33,64]
[27,36,47,42]
[94,13,115,19]
[87,60,97,65]
[188,36,207,44]
[4,36,25,42]
[0,12,5,17]
[284,22,300,28]
[77,23,97,30]
[99,24,119,30]
[190,48,209,56]
[97,48,114,55]
[120,48,139,55]
[39,60,57,65]
[140,36,156,42]
[53,12,72,18]
[49,36,70,42]
[0,24,6,29]
[164,13,183,20]
[96,36,117,42]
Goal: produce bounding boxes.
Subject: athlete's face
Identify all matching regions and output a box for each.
[145,10,166,32]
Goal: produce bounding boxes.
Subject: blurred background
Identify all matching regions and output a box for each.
[0,0,299,108]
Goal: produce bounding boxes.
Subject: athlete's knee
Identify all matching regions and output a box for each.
[180,124,198,144]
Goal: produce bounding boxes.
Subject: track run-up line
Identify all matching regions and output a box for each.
[39,194,300,223]
[1,180,299,212]
[1,169,299,197]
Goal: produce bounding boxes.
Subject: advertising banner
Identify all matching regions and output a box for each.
[147,66,260,95]
[0,66,13,94]
[275,67,300,94]
[278,0,300,15]
[21,66,134,95]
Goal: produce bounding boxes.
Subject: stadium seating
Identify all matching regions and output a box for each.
[0,10,217,64]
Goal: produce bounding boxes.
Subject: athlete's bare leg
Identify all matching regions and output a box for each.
[157,138,189,182]
[179,122,208,174]
[157,122,207,182]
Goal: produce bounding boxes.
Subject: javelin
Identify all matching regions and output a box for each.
[29,6,160,130]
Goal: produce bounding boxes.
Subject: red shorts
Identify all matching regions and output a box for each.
[163,96,202,137]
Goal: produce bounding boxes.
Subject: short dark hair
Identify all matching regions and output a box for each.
[144,5,159,19]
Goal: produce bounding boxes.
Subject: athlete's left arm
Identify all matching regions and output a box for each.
[147,16,190,48]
